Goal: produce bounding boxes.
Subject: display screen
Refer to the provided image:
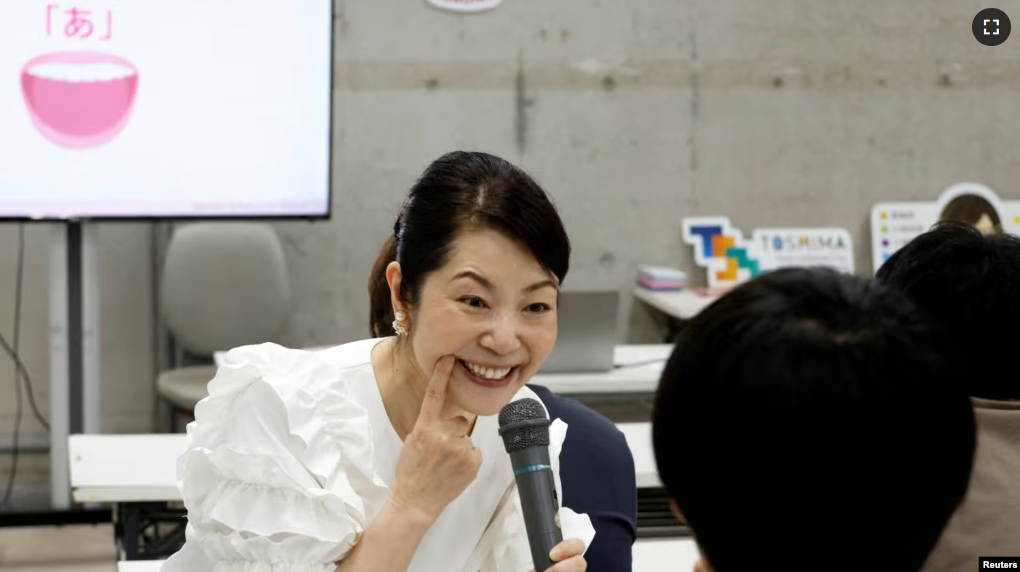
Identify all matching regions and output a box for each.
[0,0,333,219]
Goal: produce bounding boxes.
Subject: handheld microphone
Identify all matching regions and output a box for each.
[498,398,563,572]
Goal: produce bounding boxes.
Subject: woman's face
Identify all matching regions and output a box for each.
[394,227,559,416]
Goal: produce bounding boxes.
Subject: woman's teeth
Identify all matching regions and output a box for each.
[463,360,512,380]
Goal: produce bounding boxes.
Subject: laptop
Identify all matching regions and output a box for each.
[539,290,620,373]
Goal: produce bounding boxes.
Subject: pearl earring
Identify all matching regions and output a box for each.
[392,311,408,336]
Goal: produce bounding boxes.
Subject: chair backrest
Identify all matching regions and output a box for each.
[160,223,291,356]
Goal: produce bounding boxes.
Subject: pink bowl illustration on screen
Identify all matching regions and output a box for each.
[21,52,138,149]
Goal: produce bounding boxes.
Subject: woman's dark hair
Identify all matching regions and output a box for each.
[877,221,1020,399]
[652,267,975,572]
[393,151,570,312]
[940,194,1002,233]
[368,235,397,337]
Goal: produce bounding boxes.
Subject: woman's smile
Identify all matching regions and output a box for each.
[455,357,520,389]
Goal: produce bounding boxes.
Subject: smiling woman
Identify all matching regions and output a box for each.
[377,151,570,429]
[384,226,561,420]
[162,151,595,572]
[368,231,638,572]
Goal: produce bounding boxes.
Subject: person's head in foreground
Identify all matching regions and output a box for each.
[652,267,976,572]
[876,221,1020,400]
[382,150,570,417]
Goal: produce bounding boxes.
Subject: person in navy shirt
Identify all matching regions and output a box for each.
[369,235,637,571]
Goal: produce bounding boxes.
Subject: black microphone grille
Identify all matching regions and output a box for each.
[498,398,551,453]
[499,398,547,426]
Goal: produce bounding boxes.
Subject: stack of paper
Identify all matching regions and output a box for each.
[637,266,686,291]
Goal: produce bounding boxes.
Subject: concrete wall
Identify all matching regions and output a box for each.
[3,0,1019,502]
[0,224,156,504]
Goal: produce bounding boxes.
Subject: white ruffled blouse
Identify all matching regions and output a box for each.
[161,339,595,572]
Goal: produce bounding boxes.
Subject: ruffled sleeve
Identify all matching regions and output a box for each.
[161,343,390,572]
[471,417,598,572]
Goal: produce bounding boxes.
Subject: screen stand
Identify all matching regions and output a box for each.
[48,222,101,509]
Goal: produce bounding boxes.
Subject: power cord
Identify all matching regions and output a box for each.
[0,332,48,431]
[1,224,48,510]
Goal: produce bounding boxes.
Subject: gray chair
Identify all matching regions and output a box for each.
[156,223,291,423]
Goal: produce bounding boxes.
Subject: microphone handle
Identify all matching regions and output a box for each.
[510,446,564,571]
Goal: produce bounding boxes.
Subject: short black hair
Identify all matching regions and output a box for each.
[652,267,975,572]
[876,221,1020,400]
[394,151,570,312]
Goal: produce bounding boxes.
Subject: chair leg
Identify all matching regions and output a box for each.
[179,409,195,431]
[166,404,179,433]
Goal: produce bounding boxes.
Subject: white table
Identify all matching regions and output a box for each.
[116,544,694,572]
[69,434,186,503]
[112,543,692,571]
[115,543,692,570]
[215,344,672,395]
[68,423,659,502]
[69,434,187,561]
[532,345,671,394]
[118,562,165,572]
[617,422,659,488]
[633,287,720,320]
[73,422,662,561]
[633,538,700,571]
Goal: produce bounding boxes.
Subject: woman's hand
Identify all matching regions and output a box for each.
[529,539,587,572]
[390,356,483,523]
